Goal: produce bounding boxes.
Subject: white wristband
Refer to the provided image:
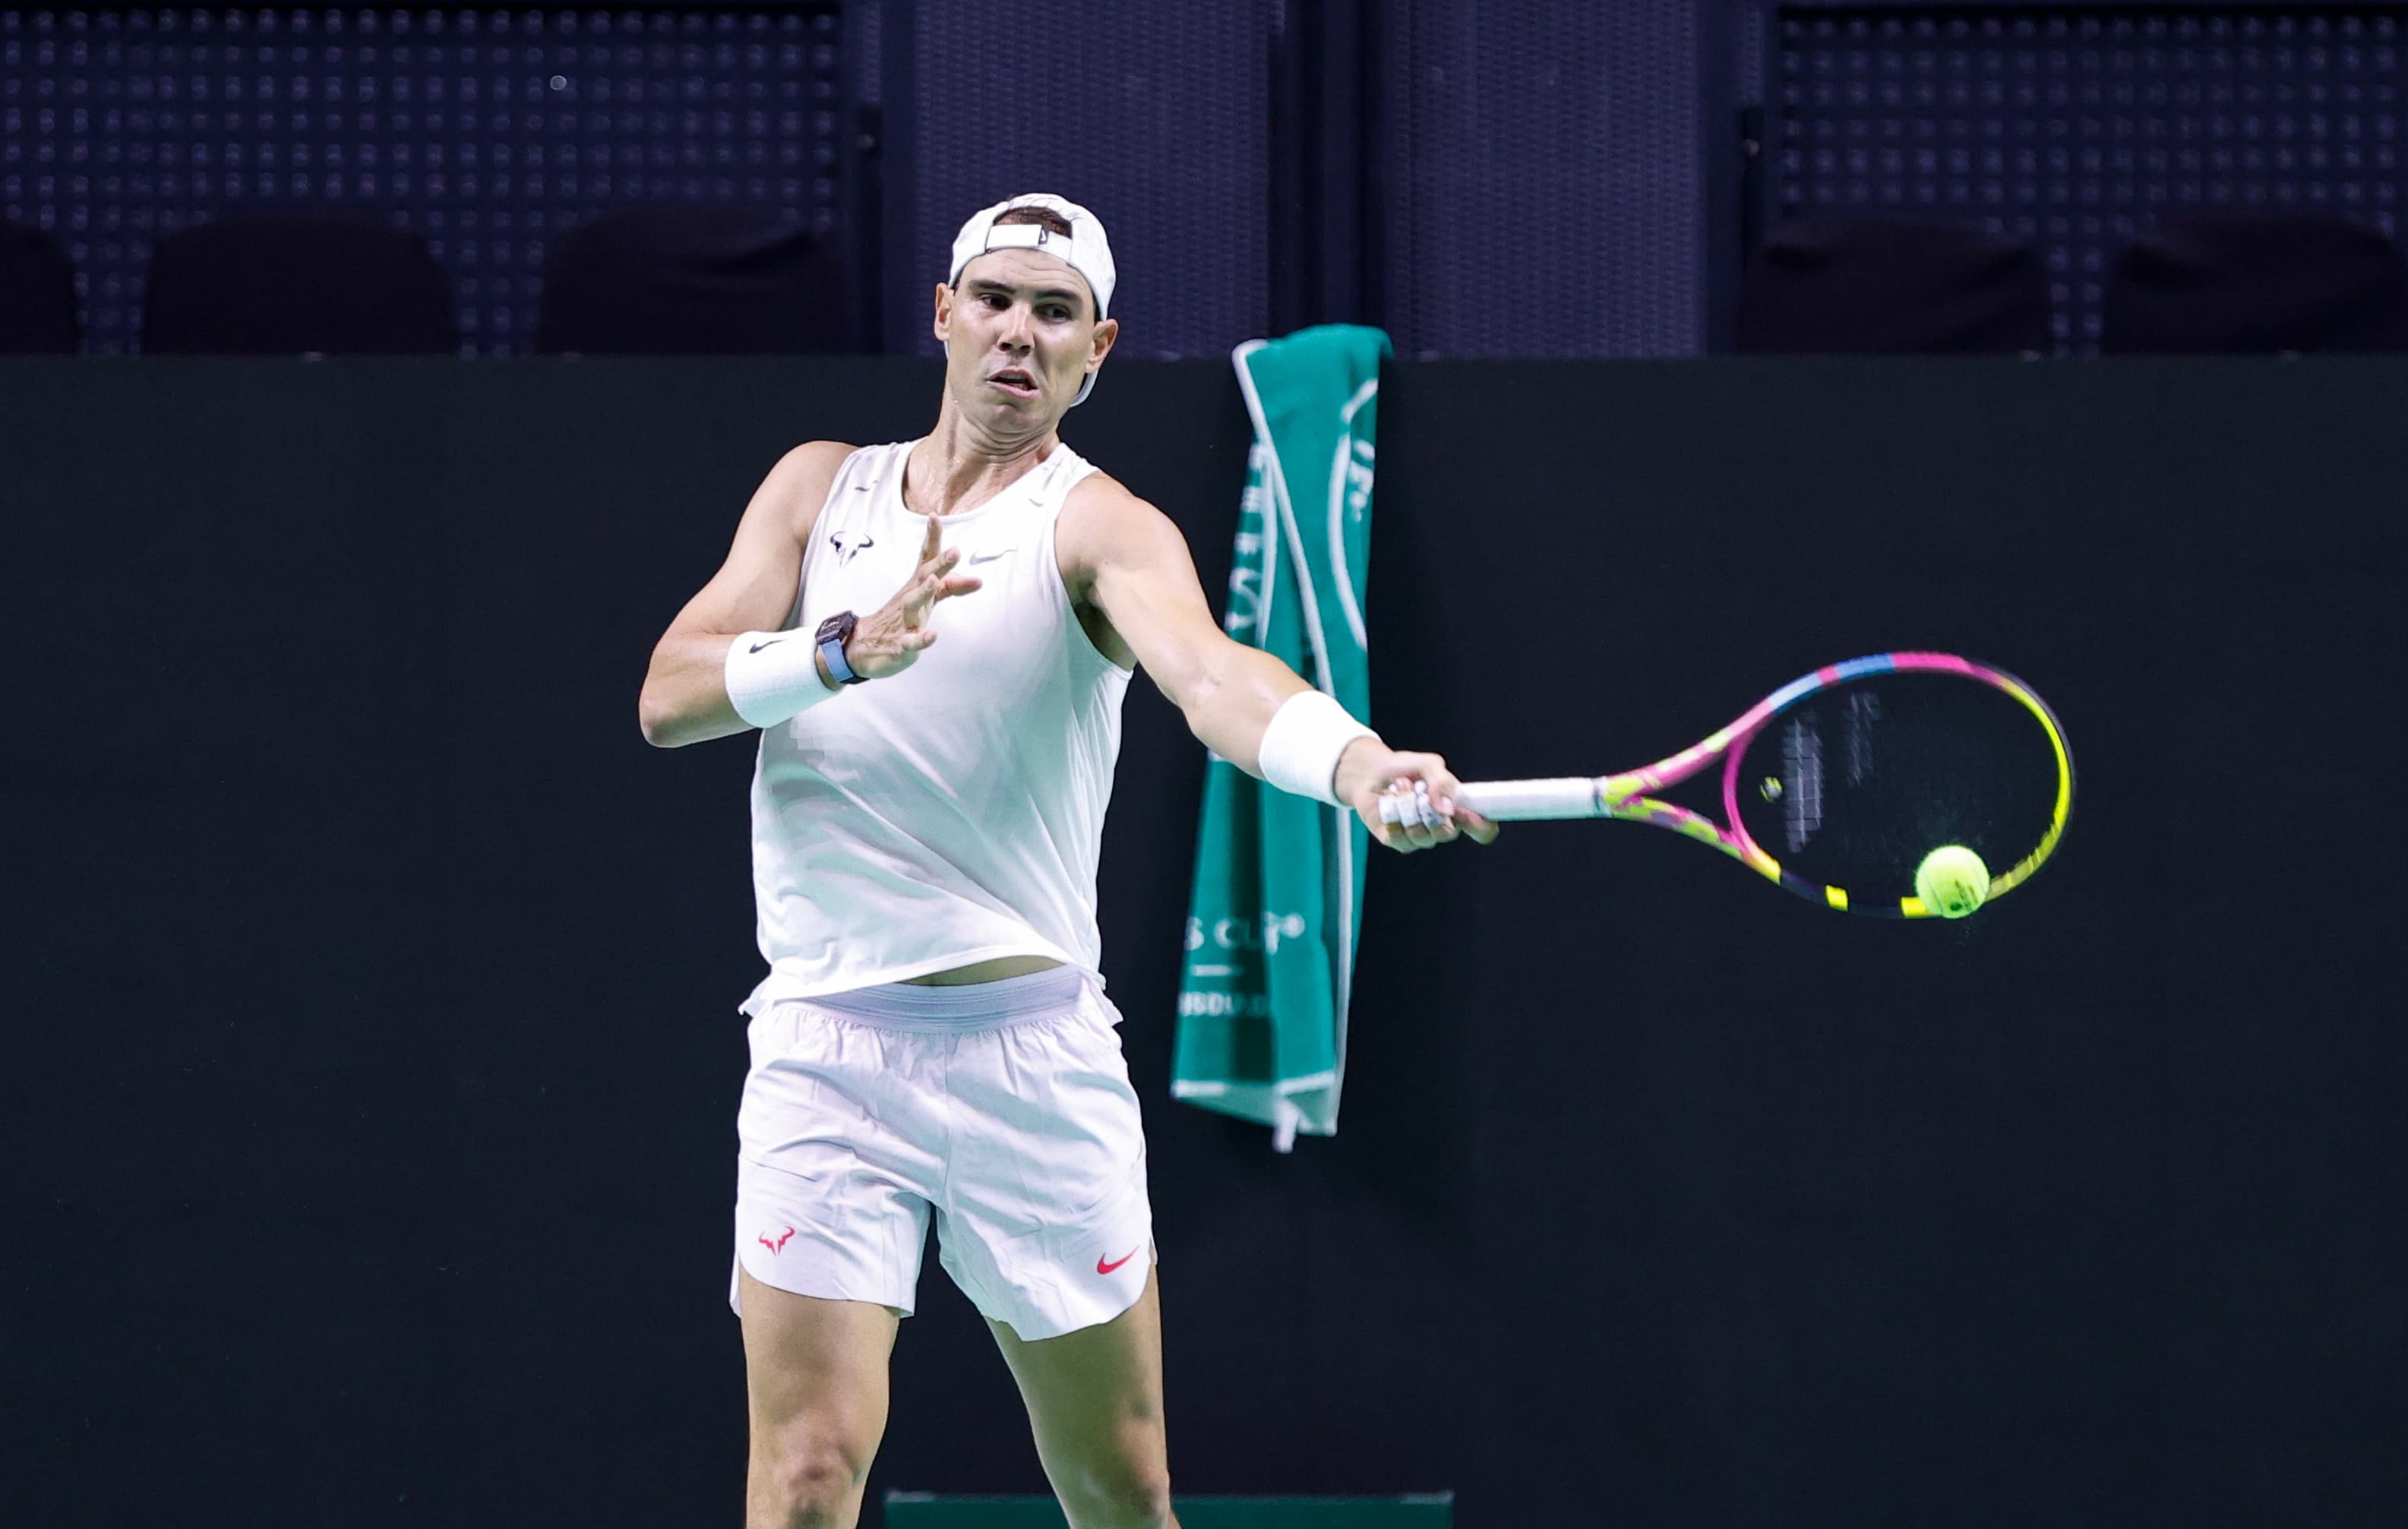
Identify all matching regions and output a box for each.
[1256,690,1376,806]
[725,631,838,728]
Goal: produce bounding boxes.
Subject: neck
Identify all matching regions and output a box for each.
[909,400,1060,519]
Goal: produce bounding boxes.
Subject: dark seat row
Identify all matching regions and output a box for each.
[11,207,2399,358]
[1736,211,2408,355]
[0,207,856,356]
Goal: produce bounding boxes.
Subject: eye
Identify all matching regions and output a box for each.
[1043,306,1071,322]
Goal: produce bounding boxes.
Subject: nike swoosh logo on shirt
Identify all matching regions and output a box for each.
[1097,1247,1139,1275]
[965,549,1009,564]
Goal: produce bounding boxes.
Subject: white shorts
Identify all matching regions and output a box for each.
[730,967,1155,1341]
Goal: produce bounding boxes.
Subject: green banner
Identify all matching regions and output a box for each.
[1171,325,1388,1151]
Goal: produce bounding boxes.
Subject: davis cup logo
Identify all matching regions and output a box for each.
[1184,911,1310,955]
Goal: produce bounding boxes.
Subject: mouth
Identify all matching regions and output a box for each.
[987,368,1039,399]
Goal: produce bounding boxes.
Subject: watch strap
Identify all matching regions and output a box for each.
[815,612,866,685]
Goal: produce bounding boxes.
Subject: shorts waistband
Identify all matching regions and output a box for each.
[799,967,1090,1031]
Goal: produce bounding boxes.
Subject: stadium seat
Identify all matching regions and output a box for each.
[140,213,459,355]
[0,216,81,354]
[1734,216,2053,355]
[533,206,856,355]
[2100,211,2408,354]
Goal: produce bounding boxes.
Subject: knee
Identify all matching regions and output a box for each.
[1060,1460,1174,1529]
[750,1433,874,1529]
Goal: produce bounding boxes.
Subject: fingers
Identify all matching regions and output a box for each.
[854,542,980,678]
[899,551,971,622]
[1367,754,1497,853]
[1376,778,1453,852]
[902,515,947,607]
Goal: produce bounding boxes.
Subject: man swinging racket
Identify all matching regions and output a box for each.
[639,193,1494,1529]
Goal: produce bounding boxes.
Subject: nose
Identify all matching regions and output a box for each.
[994,302,1034,351]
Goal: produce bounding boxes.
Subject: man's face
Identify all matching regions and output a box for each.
[934,247,1117,422]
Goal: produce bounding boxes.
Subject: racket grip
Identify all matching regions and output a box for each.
[1452,779,1607,821]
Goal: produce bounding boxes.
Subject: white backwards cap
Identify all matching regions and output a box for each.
[949,193,1116,406]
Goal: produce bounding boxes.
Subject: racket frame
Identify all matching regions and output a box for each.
[1461,652,2074,918]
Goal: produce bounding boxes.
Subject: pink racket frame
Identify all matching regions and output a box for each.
[1454,652,2075,916]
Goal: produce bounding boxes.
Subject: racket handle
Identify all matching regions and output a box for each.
[1372,777,1607,826]
[1455,779,1607,821]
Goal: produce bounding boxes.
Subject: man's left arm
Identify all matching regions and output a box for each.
[1060,477,1493,854]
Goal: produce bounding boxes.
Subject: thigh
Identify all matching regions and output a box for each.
[988,1267,1172,1503]
[939,1003,1154,1341]
[732,1005,946,1314]
[738,1268,901,1491]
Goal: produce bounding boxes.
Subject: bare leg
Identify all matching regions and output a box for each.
[738,1268,902,1529]
[988,1267,1179,1529]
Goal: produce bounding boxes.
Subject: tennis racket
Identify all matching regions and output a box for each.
[1383,652,2073,917]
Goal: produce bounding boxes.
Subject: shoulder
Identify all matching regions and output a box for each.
[770,438,863,491]
[1060,468,1177,555]
[758,439,861,539]
[1056,468,1195,600]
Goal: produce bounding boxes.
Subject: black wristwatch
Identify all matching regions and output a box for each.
[815,611,867,684]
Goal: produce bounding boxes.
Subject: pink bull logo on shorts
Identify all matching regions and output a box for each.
[758,1225,796,1256]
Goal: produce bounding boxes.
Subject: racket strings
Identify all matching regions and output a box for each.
[1733,674,2060,892]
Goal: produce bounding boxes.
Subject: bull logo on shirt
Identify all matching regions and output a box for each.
[830,531,875,564]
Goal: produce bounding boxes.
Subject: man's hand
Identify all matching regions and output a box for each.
[845,513,983,680]
[1335,738,1500,854]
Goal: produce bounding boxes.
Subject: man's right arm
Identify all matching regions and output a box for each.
[637,441,854,749]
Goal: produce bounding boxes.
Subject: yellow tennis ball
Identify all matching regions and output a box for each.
[1915,845,1991,919]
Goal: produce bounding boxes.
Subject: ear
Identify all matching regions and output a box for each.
[1087,317,1120,373]
[932,282,955,343]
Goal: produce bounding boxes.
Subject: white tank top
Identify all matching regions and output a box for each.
[739,438,1130,1011]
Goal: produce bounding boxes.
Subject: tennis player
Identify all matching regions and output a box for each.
[639,193,1494,1529]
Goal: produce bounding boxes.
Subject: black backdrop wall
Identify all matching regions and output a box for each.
[4,358,2402,1527]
